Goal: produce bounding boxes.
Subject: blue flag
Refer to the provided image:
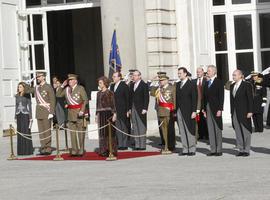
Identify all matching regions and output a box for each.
[109,30,122,78]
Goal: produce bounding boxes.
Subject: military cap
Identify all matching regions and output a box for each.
[251,71,259,76]
[67,73,78,80]
[157,71,167,76]
[36,71,47,77]
[159,74,169,81]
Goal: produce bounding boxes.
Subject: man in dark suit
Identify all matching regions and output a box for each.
[230,70,253,157]
[176,67,198,156]
[110,72,130,150]
[193,67,208,141]
[202,65,224,156]
[129,70,149,150]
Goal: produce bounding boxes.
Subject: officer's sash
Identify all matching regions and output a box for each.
[66,87,82,109]
[35,86,50,112]
[156,88,174,111]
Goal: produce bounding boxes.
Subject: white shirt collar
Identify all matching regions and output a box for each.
[235,79,242,88]
[115,80,121,87]
[209,76,216,82]
[197,77,203,84]
[72,84,77,90]
[135,80,141,87]
[181,78,188,85]
[114,81,121,91]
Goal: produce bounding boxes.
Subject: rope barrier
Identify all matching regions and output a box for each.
[22,126,55,136]
[111,124,147,138]
[59,124,109,133]
[14,126,54,137]
[10,119,164,141]
[146,120,164,131]
[13,128,55,141]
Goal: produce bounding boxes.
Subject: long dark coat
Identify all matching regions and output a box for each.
[176,79,198,135]
[203,78,224,130]
[110,81,130,120]
[129,80,149,126]
[230,81,253,133]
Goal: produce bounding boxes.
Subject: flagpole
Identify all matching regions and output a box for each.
[114,28,117,72]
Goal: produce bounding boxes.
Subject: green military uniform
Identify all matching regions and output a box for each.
[150,75,176,153]
[56,74,88,156]
[26,72,55,154]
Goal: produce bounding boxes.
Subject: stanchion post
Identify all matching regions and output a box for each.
[7,124,17,160]
[106,121,117,161]
[53,124,64,161]
[64,122,69,152]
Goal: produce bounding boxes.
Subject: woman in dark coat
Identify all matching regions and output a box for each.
[96,76,117,157]
[15,82,34,155]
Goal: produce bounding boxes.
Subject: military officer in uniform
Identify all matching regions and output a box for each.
[26,71,55,155]
[248,72,267,132]
[150,74,176,154]
[56,74,88,156]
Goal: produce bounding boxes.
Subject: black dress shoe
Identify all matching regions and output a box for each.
[265,125,270,129]
[207,153,216,156]
[215,152,223,156]
[236,152,244,157]
[242,152,250,157]
[188,152,196,156]
[118,147,128,150]
[139,148,146,151]
[179,153,188,156]
[100,152,109,157]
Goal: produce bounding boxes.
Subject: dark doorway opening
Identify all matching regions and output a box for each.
[47,7,104,96]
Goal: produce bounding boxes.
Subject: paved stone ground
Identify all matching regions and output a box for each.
[1,122,270,200]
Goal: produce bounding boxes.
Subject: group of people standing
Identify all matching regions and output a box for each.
[14,64,270,158]
[15,72,88,156]
[108,65,267,157]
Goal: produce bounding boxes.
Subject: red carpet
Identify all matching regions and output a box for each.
[18,151,161,161]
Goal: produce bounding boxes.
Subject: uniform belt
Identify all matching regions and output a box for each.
[67,104,82,109]
[159,102,174,111]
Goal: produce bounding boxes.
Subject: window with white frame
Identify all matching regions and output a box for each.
[26,0,96,7]
[259,13,270,70]
[211,0,270,80]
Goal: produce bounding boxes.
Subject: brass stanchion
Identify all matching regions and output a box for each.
[106,121,117,161]
[7,124,17,160]
[53,124,64,161]
[161,119,172,155]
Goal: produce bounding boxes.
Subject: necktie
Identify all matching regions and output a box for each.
[233,84,238,97]
[208,80,212,88]
[134,82,138,91]
[198,78,202,99]
[180,81,184,89]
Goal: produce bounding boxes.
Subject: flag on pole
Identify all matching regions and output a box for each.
[109,30,122,79]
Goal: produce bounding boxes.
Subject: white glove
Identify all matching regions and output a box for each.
[78,111,84,117]
[262,103,266,107]
[48,114,54,119]
[142,109,147,115]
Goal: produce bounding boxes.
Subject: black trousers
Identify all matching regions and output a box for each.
[266,105,270,126]
[198,111,209,140]
[253,113,264,132]
[167,113,176,151]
